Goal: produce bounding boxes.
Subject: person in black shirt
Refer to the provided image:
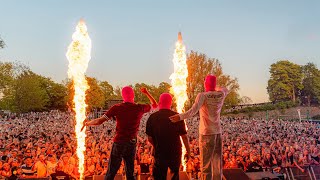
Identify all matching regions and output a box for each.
[21,156,35,178]
[51,163,70,180]
[146,93,190,180]
[246,155,263,172]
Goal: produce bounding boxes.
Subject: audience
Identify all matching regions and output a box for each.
[0,110,319,179]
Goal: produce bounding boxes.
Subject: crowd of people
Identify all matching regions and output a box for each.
[0,109,320,179]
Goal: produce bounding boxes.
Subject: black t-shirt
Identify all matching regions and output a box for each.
[51,171,70,180]
[247,162,263,172]
[21,164,35,176]
[146,109,187,159]
[264,157,276,167]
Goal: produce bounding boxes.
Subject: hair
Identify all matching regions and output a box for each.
[24,156,32,161]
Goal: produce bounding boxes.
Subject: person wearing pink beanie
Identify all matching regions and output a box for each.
[170,75,229,180]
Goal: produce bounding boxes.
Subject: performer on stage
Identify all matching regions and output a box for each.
[83,86,157,180]
[146,93,190,180]
[170,75,229,180]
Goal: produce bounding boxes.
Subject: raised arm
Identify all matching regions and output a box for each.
[170,93,204,123]
[141,87,158,108]
[216,87,229,95]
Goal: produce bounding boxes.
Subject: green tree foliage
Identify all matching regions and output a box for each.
[267,60,303,103]
[14,71,49,112]
[154,82,171,102]
[0,62,15,89]
[0,62,29,89]
[133,83,157,104]
[301,63,320,105]
[0,62,30,111]
[185,51,240,110]
[9,71,67,112]
[38,77,67,110]
[131,82,171,105]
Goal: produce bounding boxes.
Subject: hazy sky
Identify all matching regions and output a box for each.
[1,0,320,103]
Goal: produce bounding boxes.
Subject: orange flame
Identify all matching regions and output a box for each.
[169,32,188,171]
[66,20,91,180]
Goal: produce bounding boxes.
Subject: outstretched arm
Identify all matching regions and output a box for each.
[81,116,109,131]
[141,87,158,108]
[170,93,205,123]
[87,116,109,126]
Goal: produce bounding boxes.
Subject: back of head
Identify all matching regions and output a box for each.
[204,75,217,92]
[121,86,134,102]
[159,93,172,109]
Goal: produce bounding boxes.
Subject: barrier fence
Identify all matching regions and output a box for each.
[13,166,320,180]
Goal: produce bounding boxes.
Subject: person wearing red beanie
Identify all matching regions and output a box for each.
[146,93,190,180]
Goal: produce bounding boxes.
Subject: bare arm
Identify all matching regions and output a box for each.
[181,134,190,157]
[81,116,109,131]
[170,93,204,122]
[87,116,109,126]
[272,154,277,165]
[141,87,158,108]
[293,161,305,172]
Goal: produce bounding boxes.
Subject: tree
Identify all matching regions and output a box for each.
[185,51,240,110]
[0,62,15,89]
[217,72,240,109]
[0,62,29,89]
[14,71,49,112]
[267,60,303,103]
[86,77,105,110]
[241,96,253,105]
[131,82,173,104]
[132,83,156,104]
[155,82,171,102]
[66,77,105,111]
[113,86,122,100]
[99,81,115,108]
[0,37,5,49]
[66,77,105,112]
[0,62,30,111]
[301,63,320,105]
[38,76,67,110]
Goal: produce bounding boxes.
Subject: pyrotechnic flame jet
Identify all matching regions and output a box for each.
[170,31,189,171]
[66,20,91,180]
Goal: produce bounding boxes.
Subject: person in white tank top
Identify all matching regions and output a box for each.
[170,75,228,180]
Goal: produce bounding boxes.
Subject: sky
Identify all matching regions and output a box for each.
[1,0,320,103]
